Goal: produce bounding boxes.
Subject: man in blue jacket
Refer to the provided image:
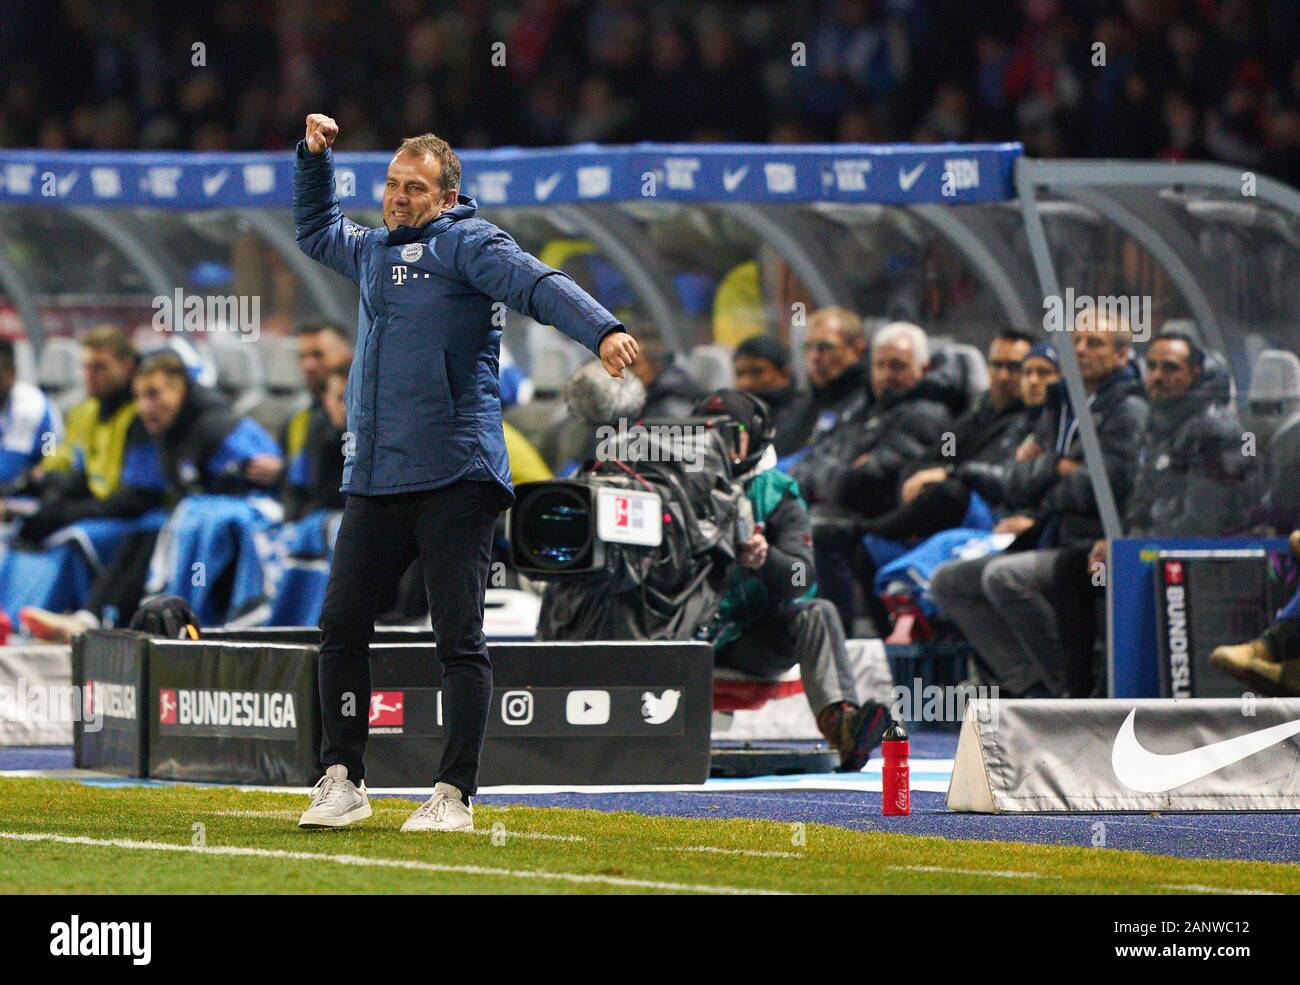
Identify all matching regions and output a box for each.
[293,113,639,832]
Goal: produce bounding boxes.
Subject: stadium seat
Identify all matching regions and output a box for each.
[1248,348,1300,411]
[209,338,268,418]
[245,337,309,441]
[1267,414,1300,529]
[928,339,989,415]
[530,348,573,396]
[1247,350,1300,527]
[1243,331,1269,376]
[505,347,569,455]
[687,344,735,392]
[1161,318,1203,344]
[712,664,805,713]
[133,330,219,387]
[36,336,84,412]
[11,338,37,385]
[524,318,588,385]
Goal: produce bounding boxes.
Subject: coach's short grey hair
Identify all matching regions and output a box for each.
[563,359,647,424]
[872,321,929,368]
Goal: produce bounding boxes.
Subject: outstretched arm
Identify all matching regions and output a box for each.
[293,113,369,284]
[457,223,638,378]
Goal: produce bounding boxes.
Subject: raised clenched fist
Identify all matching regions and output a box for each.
[304,114,339,154]
[598,330,639,379]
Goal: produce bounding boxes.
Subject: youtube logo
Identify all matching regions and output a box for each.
[565,690,610,725]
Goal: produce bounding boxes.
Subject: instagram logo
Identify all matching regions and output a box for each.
[500,690,533,726]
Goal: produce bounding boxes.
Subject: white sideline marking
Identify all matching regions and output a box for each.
[655,845,800,859]
[206,811,583,840]
[472,829,585,843]
[1159,883,1279,896]
[0,831,786,895]
[889,864,1054,880]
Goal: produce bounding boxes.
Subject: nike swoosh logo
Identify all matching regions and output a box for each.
[1111,709,1300,793]
[723,165,749,192]
[203,170,230,197]
[534,172,562,201]
[898,162,926,191]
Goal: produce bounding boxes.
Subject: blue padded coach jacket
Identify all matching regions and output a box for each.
[293,141,625,505]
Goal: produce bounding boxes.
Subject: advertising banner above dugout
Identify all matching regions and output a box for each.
[0,142,1021,210]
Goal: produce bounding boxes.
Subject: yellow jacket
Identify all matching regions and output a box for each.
[504,420,552,485]
[45,393,140,499]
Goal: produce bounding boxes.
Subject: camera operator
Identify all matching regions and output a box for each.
[698,389,894,771]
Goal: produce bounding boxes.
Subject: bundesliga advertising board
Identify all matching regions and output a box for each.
[0,0,1298,962]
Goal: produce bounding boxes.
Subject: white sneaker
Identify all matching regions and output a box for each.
[298,765,372,829]
[401,781,474,832]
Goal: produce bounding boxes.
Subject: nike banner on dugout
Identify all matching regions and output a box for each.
[947,698,1300,812]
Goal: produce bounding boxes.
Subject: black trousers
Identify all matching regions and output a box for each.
[714,598,855,713]
[1049,543,1106,697]
[318,481,501,797]
[859,478,970,541]
[810,519,892,638]
[86,529,161,625]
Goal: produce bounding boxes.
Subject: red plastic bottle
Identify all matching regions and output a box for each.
[881,722,910,816]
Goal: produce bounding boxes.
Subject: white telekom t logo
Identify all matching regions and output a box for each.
[392,265,407,285]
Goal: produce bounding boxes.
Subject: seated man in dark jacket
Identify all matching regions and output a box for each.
[860,329,1036,541]
[286,362,350,518]
[1122,333,1257,538]
[930,315,1148,697]
[799,321,955,632]
[733,334,810,458]
[1054,331,1261,694]
[282,321,353,521]
[784,305,871,455]
[699,388,894,771]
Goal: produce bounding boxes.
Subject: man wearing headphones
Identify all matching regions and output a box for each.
[698,388,894,771]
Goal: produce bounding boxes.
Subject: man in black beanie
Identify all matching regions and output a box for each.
[733,334,812,457]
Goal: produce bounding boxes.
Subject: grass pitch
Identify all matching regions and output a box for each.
[0,777,1296,894]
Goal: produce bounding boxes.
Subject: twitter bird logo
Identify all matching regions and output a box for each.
[641,689,681,725]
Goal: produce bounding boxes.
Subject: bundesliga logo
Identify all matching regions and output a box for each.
[1163,562,1192,698]
[368,691,405,732]
[158,688,297,730]
[82,681,136,721]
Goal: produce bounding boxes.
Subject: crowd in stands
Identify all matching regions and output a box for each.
[2,0,1296,184]
[521,305,1285,700]
[525,301,1297,699]
[2,297,1298,709]
[736,308,1275,698]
